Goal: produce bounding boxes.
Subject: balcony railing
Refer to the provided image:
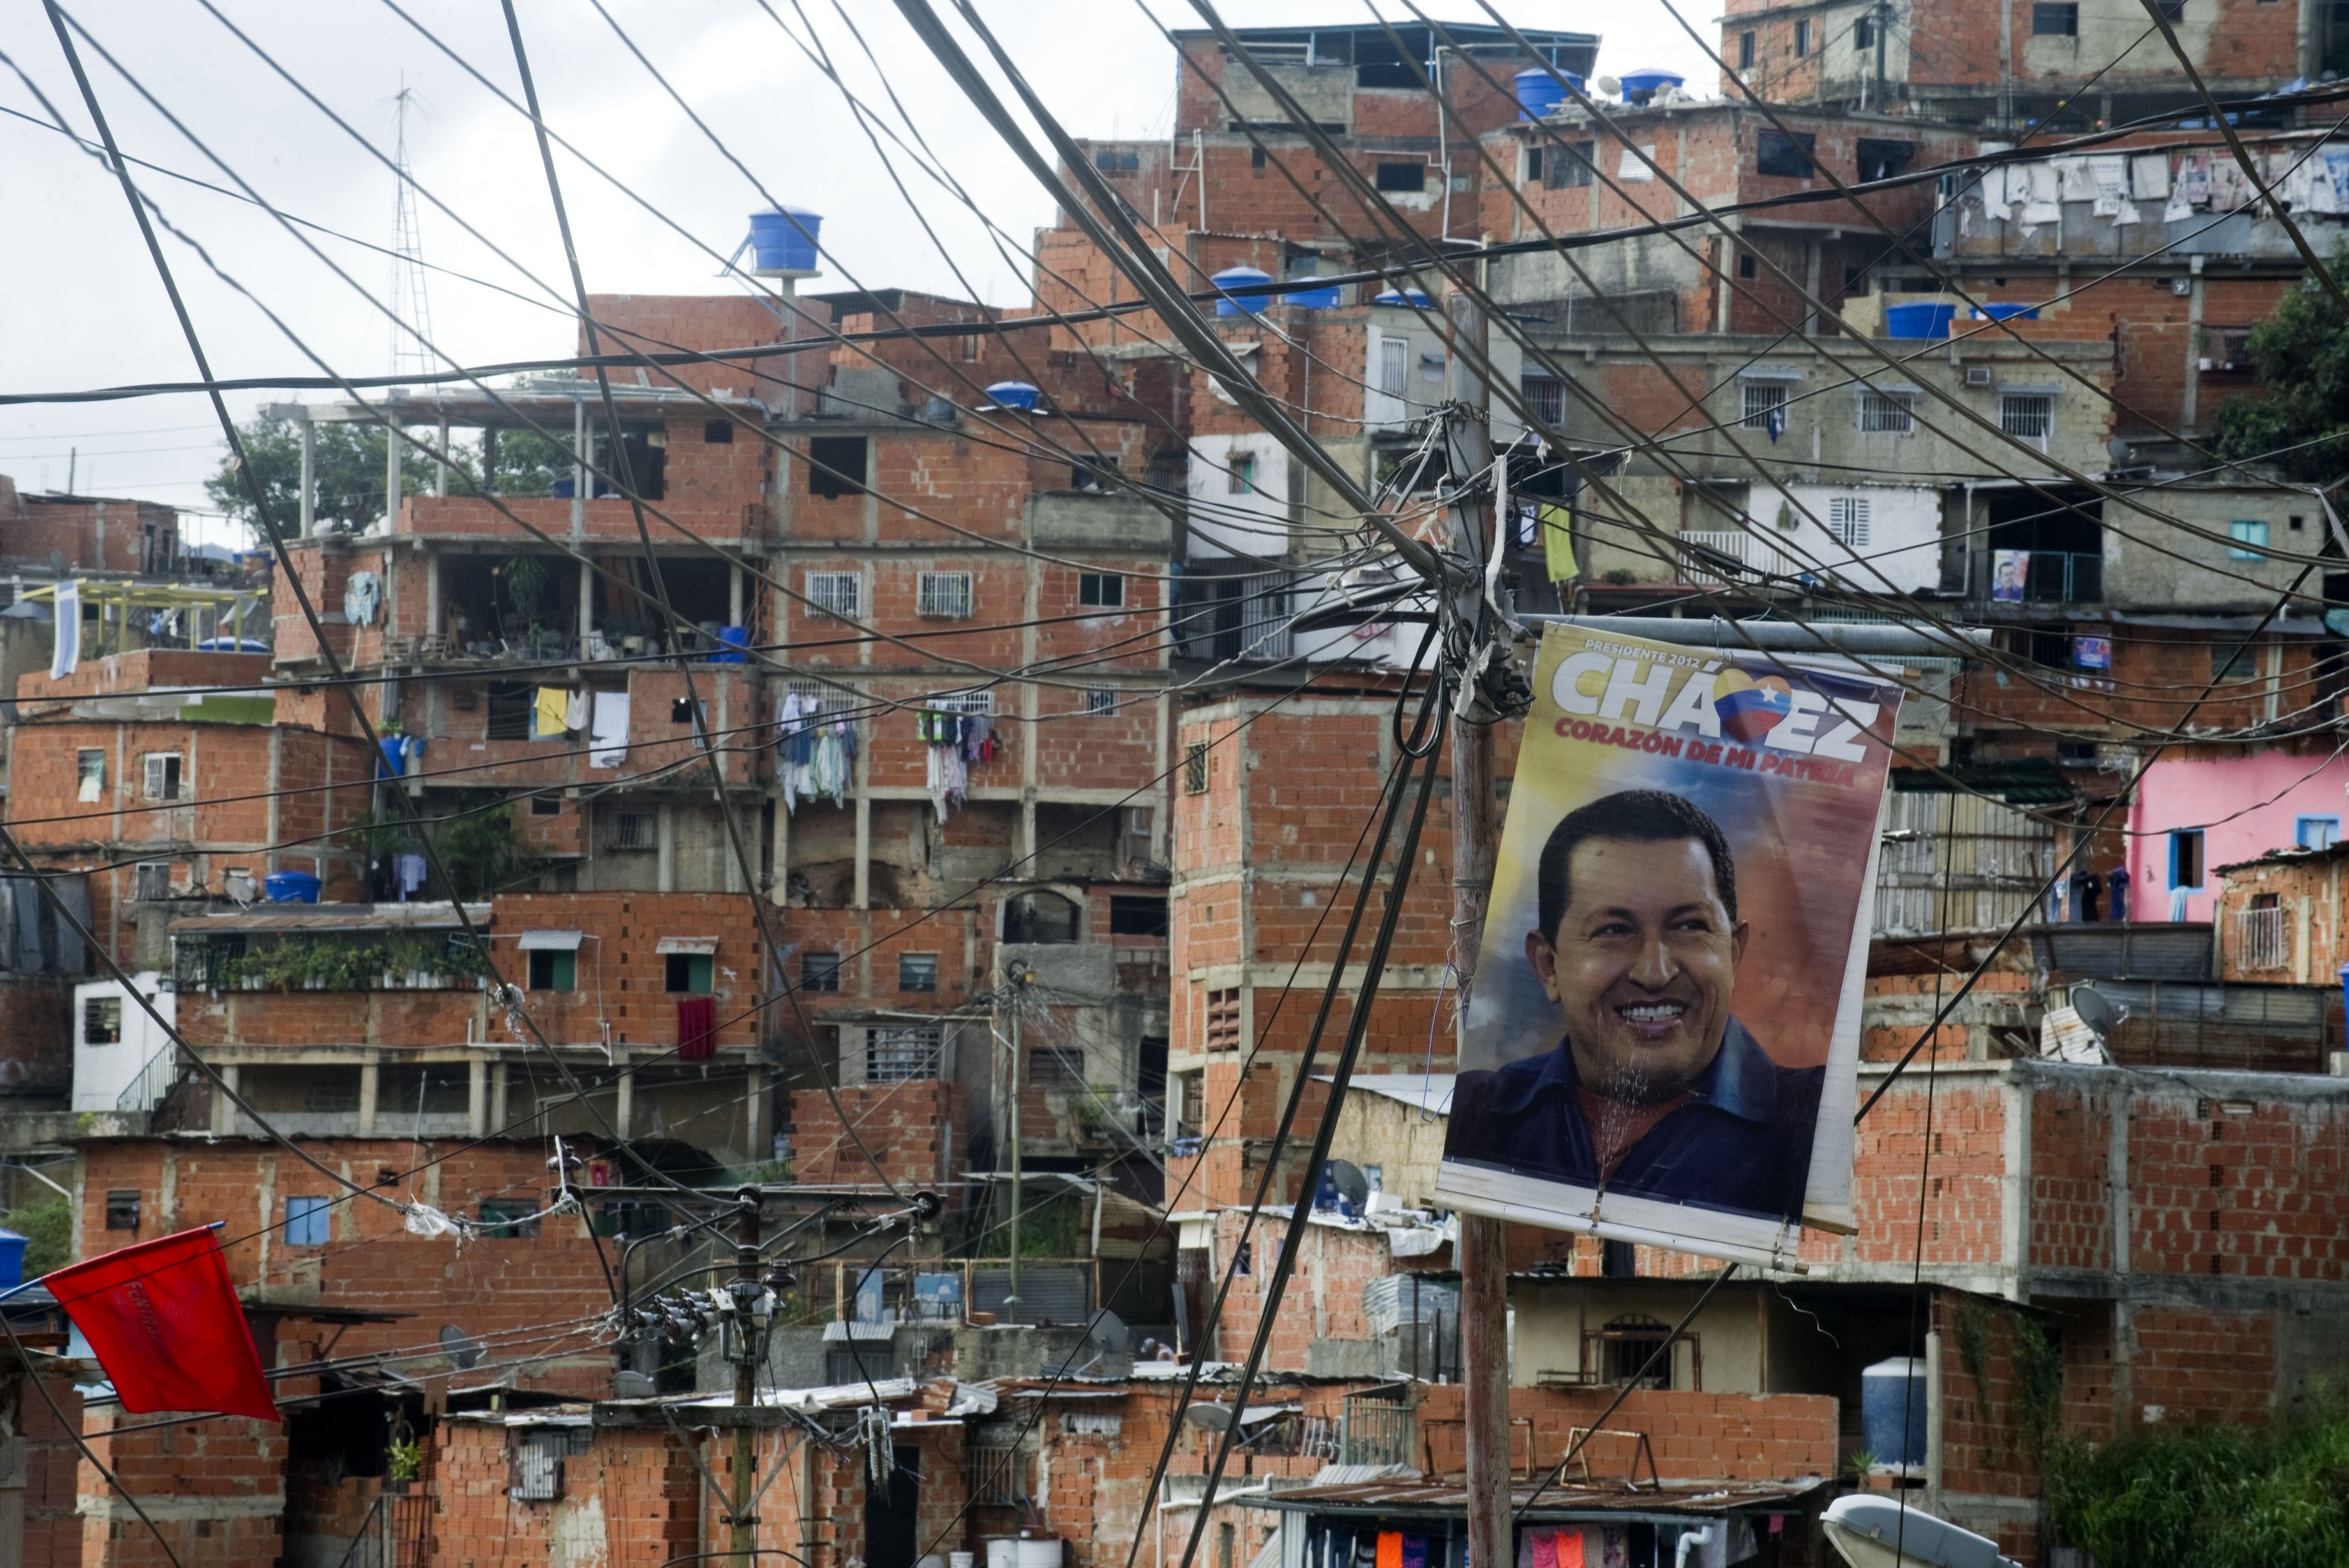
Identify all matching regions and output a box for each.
[115,1042,185,1115]
[2235,905,2289,972]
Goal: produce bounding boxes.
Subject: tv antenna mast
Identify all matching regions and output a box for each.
[387,78,436,378]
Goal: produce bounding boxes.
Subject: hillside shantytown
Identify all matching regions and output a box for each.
[0,5,2345,1568]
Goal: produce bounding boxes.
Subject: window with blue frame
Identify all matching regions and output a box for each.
[2170,828,2205,888]
[2298,816,2340,850]
[2228,519,2269,560]
[285,1195,331,1247]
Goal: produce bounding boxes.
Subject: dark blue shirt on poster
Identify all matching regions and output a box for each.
[1446,1019,1824,1221]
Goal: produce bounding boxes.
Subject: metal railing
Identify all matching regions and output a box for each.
[1340,1386,1413,1467]
[115,1042,185,1115]
[2235,905,2290,972]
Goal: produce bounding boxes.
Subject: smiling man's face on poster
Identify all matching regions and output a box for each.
[1434,627,1902,1266]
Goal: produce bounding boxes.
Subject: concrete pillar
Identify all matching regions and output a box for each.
[425,549,441,643]
[468,1056,489,1137]
[745,1067,769,1165]
[579,558,595,654]
[357,1062,380,1136]
[384,408,402,529]
[657,803,676,894]
[571,396,587,541]
[434,414,449,498]
[210,1064,239,1136]
[614,1059,635,1139]
[298,418,316,537]
[488,1059,509,1135]
[2182,256,2207,430]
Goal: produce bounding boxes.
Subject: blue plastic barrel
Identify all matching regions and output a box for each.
[747,206,822,273]
[1886,302,1957,339]
[1212,266,1273,316]
[1286,278,1344,309]
[0,1228,25,1289]
[711,626,748,664]
[377,737,407,779]
[1516,67,1578,119]
[264,871,321,904]
[1972,302,2040,321]
[1861,1357,1928,1468]
[987,381,1040,411]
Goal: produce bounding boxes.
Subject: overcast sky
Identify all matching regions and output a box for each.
[0,1,1714,545]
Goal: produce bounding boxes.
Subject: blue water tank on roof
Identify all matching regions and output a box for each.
[1515,67,1583,119]
[747,206,822,274]
[1373,287,1434,307]
[987,381,1040,411]
[1619,67,1685,104]
[1212,266,1273,316]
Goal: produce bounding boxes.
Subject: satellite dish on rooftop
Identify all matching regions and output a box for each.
[48,551,67,577]
[1089,1309,1130,1357]
[2070,984,2121,1037]
[1183,1403,1235,1432]
[2107,437,2135,470]
[440,1324,484,1371]
[1325,1159,1370,1210]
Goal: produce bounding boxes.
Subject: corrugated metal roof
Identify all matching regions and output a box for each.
[1327,1074,1455,1115]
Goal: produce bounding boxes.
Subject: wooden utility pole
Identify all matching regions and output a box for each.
[1443,286,1512,1568]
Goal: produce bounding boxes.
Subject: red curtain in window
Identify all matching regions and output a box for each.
[677,995,717,1061]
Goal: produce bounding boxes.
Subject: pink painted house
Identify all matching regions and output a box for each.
[2126,751,2349,922]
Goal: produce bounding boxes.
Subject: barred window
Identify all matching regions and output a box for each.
[605,810,651,851]
[1083,688,1118,717]
[801,952,842,992]
[134,861,170,902]
[868,1026,942,1083]
[898,952,939,992]
[927,689,995,717]
[1740,381,1789,429]
[1184,742,1211,795]
[806,571,862,620]
[1379,337,1408,398]
[84,996,122,1044]
[2000,393,2054,439]
[1522,375,1564,427]
[1029,1046,1082,1088]
[141,753,182,802]
[917,572,974,620]
[1857,389,1917,433]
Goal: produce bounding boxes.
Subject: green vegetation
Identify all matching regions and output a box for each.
[2210,260,2349,482]
[1,1194,72,1274]
[2047,1403,2349,1568]
[204,416,584,543]
[216,931,490,992]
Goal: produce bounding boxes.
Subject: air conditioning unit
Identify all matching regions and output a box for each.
[1964,366,1994,387]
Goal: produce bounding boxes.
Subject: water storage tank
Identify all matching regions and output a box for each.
[0,1228,25,1289]
[747,206,822,275]
[1286,273,1343,309]
[983,1541,1018,1568]
[1860,1356,1928,1469]
[1885,302,1957,339]
[1373,287,1434,307]
[986,381,1040,411]
[1211,265,1273,316]
[1015,1539,1061,1568]
[1619,67,1685,104]
[264,871,321,905]
[1515,67,1583,119]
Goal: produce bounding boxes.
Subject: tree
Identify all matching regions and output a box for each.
[204,415,418,541]
[204,415,588,542]
[2209,262,2349,482]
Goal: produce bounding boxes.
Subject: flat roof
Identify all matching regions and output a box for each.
[1246,1474,1824,1522]
[169,901,490,935]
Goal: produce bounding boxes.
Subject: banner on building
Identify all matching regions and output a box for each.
[1433,624,1903,1267]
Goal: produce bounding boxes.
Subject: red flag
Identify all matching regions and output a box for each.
[43,1225,278,1422]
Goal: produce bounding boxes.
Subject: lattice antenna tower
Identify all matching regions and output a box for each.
[388,79,436,379]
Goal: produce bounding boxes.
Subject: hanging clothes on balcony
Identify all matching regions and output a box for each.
[533,685,569,739]
[778,692,856,813]
[961,710,994,765]
[589,691,629,767]
[677,995,717,1062]
[394,853,427,901]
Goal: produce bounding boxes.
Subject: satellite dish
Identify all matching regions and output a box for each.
[2070,984,2121,1037]
[48,550,68,577]
[1325,1159,1370,1210]
[1183,1403,1234,1432]
[1594,74,1621,97]
[2106,436,2134,469]
[440,1325,484,1371]
[1089,1309,1130,1357]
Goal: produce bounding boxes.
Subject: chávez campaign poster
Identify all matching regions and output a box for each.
[1433,624,1902,1267]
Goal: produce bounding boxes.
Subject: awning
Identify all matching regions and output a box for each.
[655,936,718,955]
[518,930,584,951]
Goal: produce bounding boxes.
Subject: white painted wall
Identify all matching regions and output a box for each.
[73,972,173,1112]
[1185,433,1292,561]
